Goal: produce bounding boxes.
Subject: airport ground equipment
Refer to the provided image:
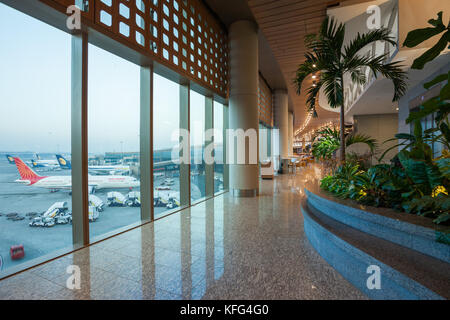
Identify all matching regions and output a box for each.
[10,245,25,260]
[89,194,105,212]
[163,178,175,186]
[88,206,99,222]
[154,196,168,207]
[107,191,127,206]
[166,197,180,209]
[125,191,141,207]
[6,213,18,218]
[29,202,71,227]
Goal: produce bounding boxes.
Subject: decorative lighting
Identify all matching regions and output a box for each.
[312,64,316,68]
[295,120,340,143]
[312,75,316,79]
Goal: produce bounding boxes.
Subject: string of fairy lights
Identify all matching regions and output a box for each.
[294,120,340,146]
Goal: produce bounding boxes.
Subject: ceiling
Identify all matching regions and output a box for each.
[345,50,450,118]
[204,0,377,135]
[204,0,288,92]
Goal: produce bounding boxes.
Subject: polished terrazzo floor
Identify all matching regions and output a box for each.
[0,166,366,300]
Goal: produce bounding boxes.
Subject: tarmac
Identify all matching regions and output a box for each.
[0,152,220,274]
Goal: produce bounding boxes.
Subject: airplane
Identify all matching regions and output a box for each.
[29,153,59,169]
[32,153,59,167]
[6,154,59,170]
[12,157,140,192]
[6,154,15,164]
[56,154,131,175]
[55,154,72,170]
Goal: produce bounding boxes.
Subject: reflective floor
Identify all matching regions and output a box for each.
[0,166,366,300]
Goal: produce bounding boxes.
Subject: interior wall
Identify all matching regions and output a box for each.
[351,113,399,164]
[398,62,450,135]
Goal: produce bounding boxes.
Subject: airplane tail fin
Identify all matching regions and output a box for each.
[13,157,45,184]
[6,155,15,164]
[31,159,39,168]
[56,154,71,169]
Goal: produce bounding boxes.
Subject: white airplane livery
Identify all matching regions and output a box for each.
[56,154,130,175]
[13,157,140,191]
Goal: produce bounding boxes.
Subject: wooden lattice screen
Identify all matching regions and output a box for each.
[258,74,272,127]
[42,0,228,97]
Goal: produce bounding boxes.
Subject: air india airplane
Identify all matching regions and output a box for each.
[12,157,140,192]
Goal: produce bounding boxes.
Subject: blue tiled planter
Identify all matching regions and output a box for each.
[305,189,449,263]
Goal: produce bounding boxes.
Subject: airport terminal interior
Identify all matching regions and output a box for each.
[0,0,449,300]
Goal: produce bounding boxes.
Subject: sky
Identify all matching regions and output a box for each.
[0,3,223,155]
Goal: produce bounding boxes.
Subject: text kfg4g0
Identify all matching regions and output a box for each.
[224,305,269,315]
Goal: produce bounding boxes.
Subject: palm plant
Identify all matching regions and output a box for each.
[312,127,377,160]
[294,17,408,161]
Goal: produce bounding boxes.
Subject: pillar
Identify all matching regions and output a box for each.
[228,20,259,197]
[288,112,293,156]
[274,90,289,159]
[71,32,89,246]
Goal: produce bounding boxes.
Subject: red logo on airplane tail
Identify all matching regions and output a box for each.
[13,157,46,184]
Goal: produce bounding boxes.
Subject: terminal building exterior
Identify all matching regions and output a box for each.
[0,0,448,300]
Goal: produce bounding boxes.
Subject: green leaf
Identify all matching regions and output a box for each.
[406,98,440,124]
[403,11,445,48]
[440,82,450,100]
[403,27,445,48]
[398,151,442,192]
[423,72,449,89]
[411,31,449,69]
[395,133,416,140]
[428,11,445,28]
[435,157,450,179]
[434,212,450,224]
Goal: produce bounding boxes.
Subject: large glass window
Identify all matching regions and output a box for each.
[213,102,224,194]
[88,44,141,240]
[190,90,206,201]
[153,74,180,217]
[0,3,71,274]
[259,123,272,162]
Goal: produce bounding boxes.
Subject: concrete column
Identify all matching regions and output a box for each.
[288,112,293,156]
[228,20,259,197]
[205,96,214,197]
[139,66,153,222]
[179,84,190,207]
[71,32,89,246]
[274,90,289,159]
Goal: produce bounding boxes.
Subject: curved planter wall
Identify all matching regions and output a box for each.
[302,188,449,300]
[305,189,449,263]
[302,207,443,300]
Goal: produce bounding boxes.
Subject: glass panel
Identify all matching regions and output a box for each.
[153,74,180,217]
[88,44,141,240]
[0,3,71,273]
[273,128,280,171]
[213,102,224,194]
[190,90,206,201]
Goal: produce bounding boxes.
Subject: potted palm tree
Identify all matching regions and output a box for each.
[294,17,408,161]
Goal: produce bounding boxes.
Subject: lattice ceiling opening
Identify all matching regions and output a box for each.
[43,0,229,97]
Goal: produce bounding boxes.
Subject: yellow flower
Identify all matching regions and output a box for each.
[358,189,367,198]
[432,186,448,198]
